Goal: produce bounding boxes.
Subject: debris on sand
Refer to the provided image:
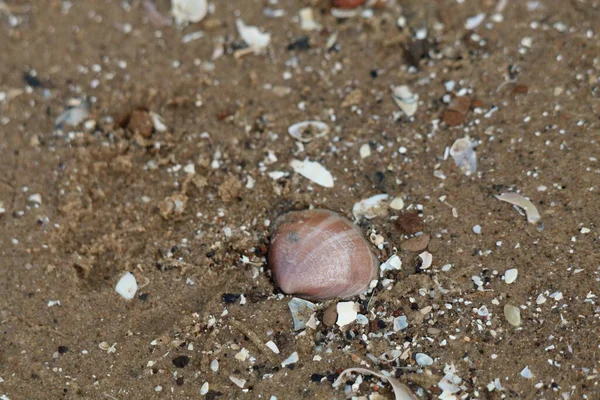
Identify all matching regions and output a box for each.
[236,18,271,52]
[495,192,541,224]
[287,120,329,142]
[352,194,389,220]
[450,137,477,175]
[115,272,138,300]
[333,367,418,400]
[171,0,207,25]
[290,159,334,188]
[391,85,418,117]
[55,98,90,128]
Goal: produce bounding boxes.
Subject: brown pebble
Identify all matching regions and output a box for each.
[443,110,464,126]
[513,84,529,94]
[447,96,471,115]
[332,0,366,9]
[323,304,338,326]
[127,109,154,138]
[427,237,441,253]
[395,212,424,234]
[400,234,430,252]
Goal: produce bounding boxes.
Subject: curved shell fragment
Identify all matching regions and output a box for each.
[290,159,334,188]
[287,120,330,142]
[495,192,541,224]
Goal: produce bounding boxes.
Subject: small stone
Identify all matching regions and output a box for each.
[341,89,362,108]
[504,269,518,284]
[395,212,424,234]
[323,304,338,326]
[443,110,464,126]
[27,193,42,205]
[359,143,371,159]
[472,225,482,234]
[172,355,190,368]
[221,293,241,303]
[127,109,154,138]
[448,96,471,115]
[400,234,430,252]
[200,382,209,395]
[504,304,521,326]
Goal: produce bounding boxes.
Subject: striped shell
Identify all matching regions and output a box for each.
[268,209,378,300]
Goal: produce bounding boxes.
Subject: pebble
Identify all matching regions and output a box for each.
[395,212,424,234]
[323,304,338,326]
[400,234,430,252]
[389,197,404,210]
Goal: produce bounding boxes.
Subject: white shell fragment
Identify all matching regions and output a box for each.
[200,382,209,395]
[504,304,521,326]
[171,0,208,24]
[55,99,90,128]
[504,268,518,284]
[236,19,271,50]
[281,351,299,368]
[391,85,418,117]
[352,194,389,220]
[520,366,534,379]
[265,341,280,354]
[229,375,246,388]
[450,137,477,175]
[465,13,486,30]
[415,353,434,366]
[115,272,137,300]
[495,192,541,224]
[288,297,316,331]
[380,254,402,276]
[389,197,405,210]
[359,143,371,159]
[419,251,433,270]
[336,302,360,327]
[299,7,322,31]
[290,159,334,188]
[334,368,418,400]
[287,120,330,142]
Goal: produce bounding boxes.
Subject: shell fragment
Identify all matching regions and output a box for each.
[287,121,329,142]
[495,192,541,224]
[290,159,334,188]
[391,85,418,117]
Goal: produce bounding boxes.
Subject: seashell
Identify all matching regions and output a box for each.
[287,120,330,142]
[269,209,378,300]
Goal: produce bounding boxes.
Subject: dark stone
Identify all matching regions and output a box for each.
[172,355,190,368]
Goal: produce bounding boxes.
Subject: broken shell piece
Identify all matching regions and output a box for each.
[288,297,316,331]
[380,255,402,276]
[450,137,477,175]
[504,268,518,284]
[171,0,207,24]
[359,143,371,159]
[287,120,330,142]
[299,7,322,31]
[336,301,360,327]
[55,99,90,128]
[352,194,389,220]
[229,375,246,388]
[333,367,418,400]
[290,159,334,188]
[419,251,433,269]
[236,18,271,50]
[495,192,541,224]
[504,304,521,326]
[389,197,404,210]
[115,272,138,300]
[391,85,418,117]
[281,351,299,368]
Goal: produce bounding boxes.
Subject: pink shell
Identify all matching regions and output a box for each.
[269,209,378,300]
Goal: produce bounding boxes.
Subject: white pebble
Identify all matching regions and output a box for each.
[200,382,209,395]
[472,225,482,234]
[520,366,533,379]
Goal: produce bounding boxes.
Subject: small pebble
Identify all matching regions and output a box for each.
[415,353,433,366]
[323,304,338,326]
[400,234,430,252]
[504,304,521,326]
[504,268,518,284]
